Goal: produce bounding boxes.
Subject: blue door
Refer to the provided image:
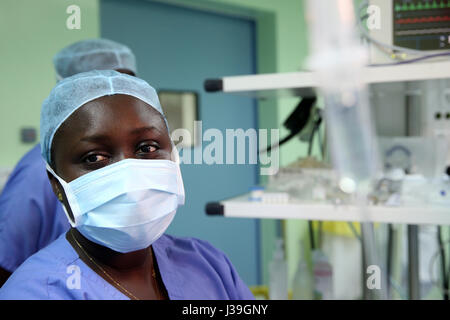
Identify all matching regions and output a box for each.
[101,0,259,285]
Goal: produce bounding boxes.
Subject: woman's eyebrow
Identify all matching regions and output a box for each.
[78,127,163,143]
[79,134,111,143]
[129,126,162,136]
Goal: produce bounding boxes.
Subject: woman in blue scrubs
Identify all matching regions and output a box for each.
[0,70,254,300]
[0,39,137,286]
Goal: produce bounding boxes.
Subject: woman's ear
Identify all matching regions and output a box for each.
[46,170,75,223]
[47,171,63,202]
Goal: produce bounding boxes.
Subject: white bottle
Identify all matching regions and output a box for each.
[312,249,333,300]
[269,239,288,300]
[292,244,314,300]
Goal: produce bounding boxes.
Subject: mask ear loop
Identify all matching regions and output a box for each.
[170,142,185,205]
[45,163,80,227]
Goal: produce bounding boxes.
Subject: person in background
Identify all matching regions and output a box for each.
[0,70,254,300]
[0,39,137,286]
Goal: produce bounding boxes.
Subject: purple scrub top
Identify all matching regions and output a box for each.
[0,144,69,272]
[0,233,254,300]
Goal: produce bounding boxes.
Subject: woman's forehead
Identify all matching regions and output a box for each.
[55,94,168,141]
[71,94,163,124]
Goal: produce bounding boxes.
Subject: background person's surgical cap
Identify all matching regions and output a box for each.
[53,38,137,80]
[40,70,166,165]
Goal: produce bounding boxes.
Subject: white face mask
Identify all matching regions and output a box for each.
[47,149,185,253]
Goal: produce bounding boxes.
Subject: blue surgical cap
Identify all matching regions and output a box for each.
[53,38,137,80]
[40,70,165,165]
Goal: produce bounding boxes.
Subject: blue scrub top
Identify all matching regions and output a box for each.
[0,144,69,272]
[0,233,254,300]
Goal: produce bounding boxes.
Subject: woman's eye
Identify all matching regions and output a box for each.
[84,154,108,163]
[137,144,157,154]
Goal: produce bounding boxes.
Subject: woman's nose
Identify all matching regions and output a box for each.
[115,149,137,162]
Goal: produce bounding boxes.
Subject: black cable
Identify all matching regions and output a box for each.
[309,221,315,251]
[259,130,298,154]
[307,118,323,252]
[316,122,325,160]
[437,226,449,300]
[307,124,316,156]
[386,224,394,299]
[306,128,315,269]
[308,116,323,157]
[260,97,317,154]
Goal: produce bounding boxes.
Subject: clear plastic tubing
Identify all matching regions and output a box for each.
[306,0,379,192]
[306,0,386,299]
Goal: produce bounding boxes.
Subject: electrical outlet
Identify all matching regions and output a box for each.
[20,127,36,144]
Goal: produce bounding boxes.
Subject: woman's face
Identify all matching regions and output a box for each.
[51,94,172,183]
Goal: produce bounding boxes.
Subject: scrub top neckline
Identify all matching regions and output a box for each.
[62,231,182,300]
